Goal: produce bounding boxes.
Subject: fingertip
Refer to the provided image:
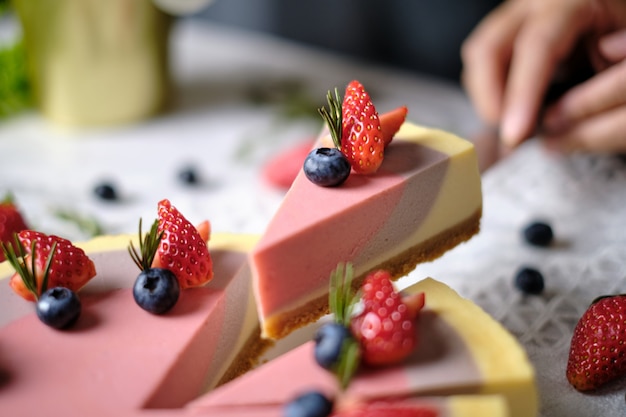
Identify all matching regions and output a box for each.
[500,110,528,148]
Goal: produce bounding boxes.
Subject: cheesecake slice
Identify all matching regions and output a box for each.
[0,233,270,415]
[188,278,537,417]
[251,122,483,339]
[187,396,511,417]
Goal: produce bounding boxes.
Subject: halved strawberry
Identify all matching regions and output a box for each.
[351,270,424,366]
[6,230,96,302]
[152,199,213,289]
[379,105,408,147]
[195,220,211,244]
[0,193,28,263]
[341,80,384,174]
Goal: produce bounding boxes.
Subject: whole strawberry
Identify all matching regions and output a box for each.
[351,270,424,366]
[566,295,626,391]
[341,80,384,174]
[4,230,96,302]
[152,199,213,289]
[0,193,28,262]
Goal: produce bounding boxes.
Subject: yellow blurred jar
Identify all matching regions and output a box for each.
[13,0,172,126]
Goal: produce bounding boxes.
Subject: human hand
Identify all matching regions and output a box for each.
[541,30,626,153]
[461,0,626,152]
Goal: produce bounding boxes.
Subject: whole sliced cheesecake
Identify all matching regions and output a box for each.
[0,232,270,415]
[188,278,538,417]
[251,122,483,339]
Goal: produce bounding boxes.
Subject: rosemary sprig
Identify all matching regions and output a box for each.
[329,262,358,326]
[0,235,57,300]
[128,218,163,271]
[53,208,104,238]
[317,88,343,149]
[328,262,361,389]
[336,336,361,390]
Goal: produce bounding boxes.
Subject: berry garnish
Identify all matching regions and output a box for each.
[314,322,352,370]
[0,192,28,262]
[341,80,384,174]
[153,199,213,289]
[129,218,179,314]
[567,294,626,391]
[1,231,96,302]
[284,391,333,417]
[514,267,545,295]
[316,264,424,389]
[309,88,351,187]
[133,268,180,314]
[1,234,90,329]
[351,270,424,366]
[36,287,82,329]
[316,82,407,180]
[379,105,408,147]
[303,147,350,187]
[321,263,362,389]
[523,221,554,247]
[93,181,119,201]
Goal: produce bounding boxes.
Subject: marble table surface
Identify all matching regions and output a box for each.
[2,18,626,417]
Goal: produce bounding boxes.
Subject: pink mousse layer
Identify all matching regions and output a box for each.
[252,141,447,319]
[188,310,481,412]
[0,248,251,415]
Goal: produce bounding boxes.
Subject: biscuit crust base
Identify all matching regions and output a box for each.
[261,206,482,340]
[217,325,275,387]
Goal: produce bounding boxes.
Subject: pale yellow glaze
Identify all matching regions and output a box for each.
[405,278,538,417]
[449,395,510,416]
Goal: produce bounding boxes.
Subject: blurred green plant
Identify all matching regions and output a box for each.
[0,40,31,118]
[0,0,9,14]
[0,1,32,119]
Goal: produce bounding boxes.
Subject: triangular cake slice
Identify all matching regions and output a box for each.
[188,396,511,417]
[251,122,483,339]
[0,233,270,415]
[188,278,538,417]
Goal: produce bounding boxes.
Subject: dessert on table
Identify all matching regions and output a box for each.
[0,80,543,416]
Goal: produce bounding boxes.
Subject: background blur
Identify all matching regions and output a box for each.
[194,0,503,83]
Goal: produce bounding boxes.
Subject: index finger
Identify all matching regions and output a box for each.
[501,0,594,147]
[461,0,527,124]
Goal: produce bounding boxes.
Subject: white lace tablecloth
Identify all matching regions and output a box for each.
[404,140,626,417]
[1,18,625,417]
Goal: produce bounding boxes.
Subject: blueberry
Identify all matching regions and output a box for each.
[284,391,333,417]
[303,148,350,187]
[178,166,200,185]
[314,322,350,370]
[36,287,82,329]
[523,221,554,247]
[514,267,545,295]
[93,182,118,201]
[133,268,180,314]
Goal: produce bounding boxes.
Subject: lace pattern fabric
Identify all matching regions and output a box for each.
[406,139,626,416]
